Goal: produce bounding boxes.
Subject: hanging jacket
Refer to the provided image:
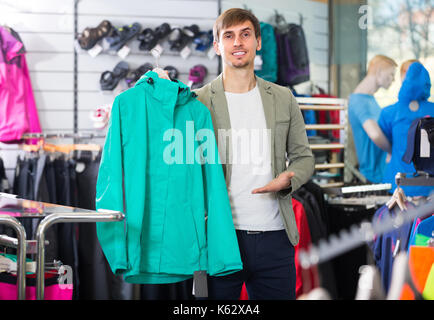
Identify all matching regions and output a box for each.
[255,22,277,82]
[95,71,243,284]
[378,62,434,196]
[0,26,41,143]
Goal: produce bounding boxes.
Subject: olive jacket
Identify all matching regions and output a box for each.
[194,74,315,246]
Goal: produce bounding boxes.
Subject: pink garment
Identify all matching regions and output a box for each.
[0,26,41,144]
[0,273,73,300]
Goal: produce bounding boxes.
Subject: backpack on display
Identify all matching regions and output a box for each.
[274,13,310,87]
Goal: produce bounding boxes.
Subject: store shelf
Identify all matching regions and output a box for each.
[299,105,345,111]
[310,144,344,150]
[315,163,345,170]
[305,124,345,130]
[319,182,345,188]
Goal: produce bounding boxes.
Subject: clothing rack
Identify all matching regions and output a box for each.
[395,172,434,187]
[324,183,392,196]
[298,197,434,270]
[21,132,106,140]
[35,208,124,300]
[0,194,124,300]
[0,234,49,255]
[0,215,26,300]
[326,195,392,209]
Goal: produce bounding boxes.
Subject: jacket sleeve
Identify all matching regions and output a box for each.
[278,91,315,199]
[95,96,129,275]
[199,109,243,276]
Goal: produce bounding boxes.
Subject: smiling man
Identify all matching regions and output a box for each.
[194,8,315,300]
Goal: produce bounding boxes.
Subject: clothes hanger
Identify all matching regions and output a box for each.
[274,10,289,33]
[21,139,44,153]
[386,177,408,211]
[150,47,171,81]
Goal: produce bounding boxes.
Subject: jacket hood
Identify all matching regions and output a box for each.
[135,70,196,106]
[398,62,431,103]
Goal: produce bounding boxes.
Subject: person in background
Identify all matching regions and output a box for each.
[400,59,419,83]
[348,55,396,183]
[378,61,434,197]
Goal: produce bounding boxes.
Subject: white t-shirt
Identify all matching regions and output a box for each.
[224,84,284,231]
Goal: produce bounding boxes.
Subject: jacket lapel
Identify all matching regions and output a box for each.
[256,77,276,175]
[209,74,232,184]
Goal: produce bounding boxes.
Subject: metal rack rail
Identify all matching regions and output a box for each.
[0,194,124,300]
[0,215,26,300]
[35,209,124,300]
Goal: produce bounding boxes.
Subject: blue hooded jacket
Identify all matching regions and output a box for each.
[378,62,434,196]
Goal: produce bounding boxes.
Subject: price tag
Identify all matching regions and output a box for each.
[151,44,163,58]
[75,162,86,173]
[117,45,131,59]
[87,43,103,58]
[192,270,208,297]
[420,129,430,158]
[180,46,191,60]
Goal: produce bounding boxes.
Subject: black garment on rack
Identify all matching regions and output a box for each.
[293,181,338,299]
[53,157,80,299]
[34,156,59,263]
[324,204,376,299]
[140,279,194,300]
[302,181,330,235]
[75,151,133,300]
[0,157,10,193]
[11,156,35,240]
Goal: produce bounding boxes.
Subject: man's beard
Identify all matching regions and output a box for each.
[231,59,250,69]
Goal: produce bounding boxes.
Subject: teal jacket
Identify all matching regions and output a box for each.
[255,22,278,82]
[95,71,243,284]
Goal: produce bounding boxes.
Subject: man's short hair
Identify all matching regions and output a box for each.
[367,55,398,75]
[213,8,261,42]
[400,59,419,79]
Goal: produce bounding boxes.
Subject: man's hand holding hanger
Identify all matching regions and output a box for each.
[152,67,171,80]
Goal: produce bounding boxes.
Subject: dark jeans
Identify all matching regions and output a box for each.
[208,229,296,300]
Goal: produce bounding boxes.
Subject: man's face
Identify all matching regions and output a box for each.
[378,66,396,89]
[214,20,261,70]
